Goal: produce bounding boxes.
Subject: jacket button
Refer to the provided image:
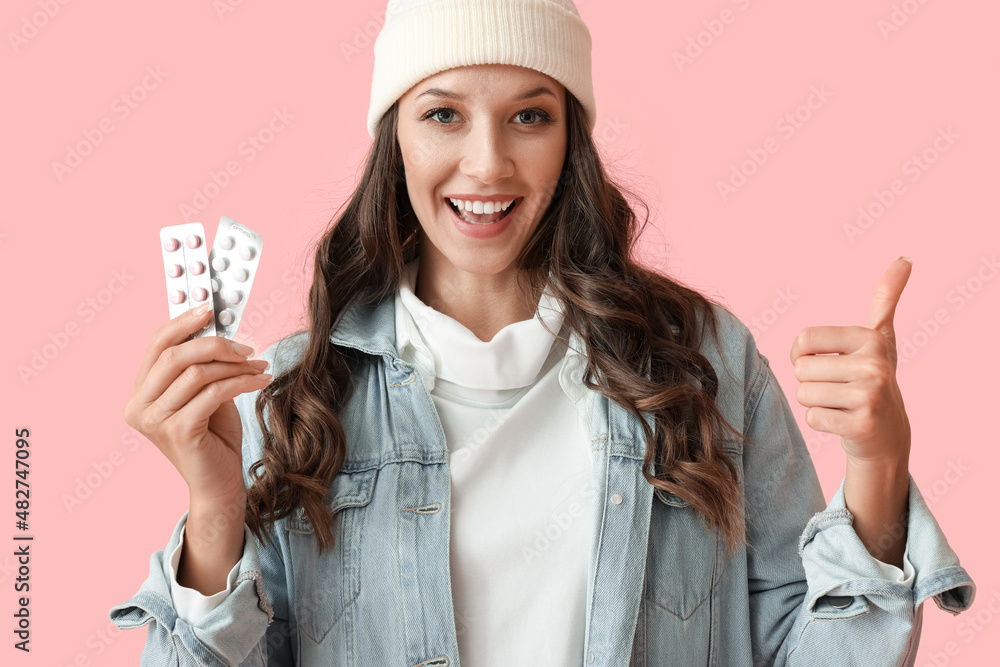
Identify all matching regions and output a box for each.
[587,652,595,663]
[827,595,853,609]
[611,494,623,504]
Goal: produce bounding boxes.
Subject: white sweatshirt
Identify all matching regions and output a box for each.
[167,257,912,658]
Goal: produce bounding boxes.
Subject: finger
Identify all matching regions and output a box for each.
[789,326,870,364]
[792,352,880,383]
[163,372,274,433]
[153,358,270,416]
[135,335,257,406]
[795,381,863,410]
[866,257,913,340]
[804,406,850,435]
[132,304,216,394]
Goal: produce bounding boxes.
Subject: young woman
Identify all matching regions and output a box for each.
[109,1,975,665]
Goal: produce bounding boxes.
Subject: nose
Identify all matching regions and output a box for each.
[460,122,514,184]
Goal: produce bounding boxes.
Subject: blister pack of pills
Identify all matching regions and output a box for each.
[208,216,263,339]
[159,217,263,340]
[159,222,216,338]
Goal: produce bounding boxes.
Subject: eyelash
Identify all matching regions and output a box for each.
[420,107,554,125]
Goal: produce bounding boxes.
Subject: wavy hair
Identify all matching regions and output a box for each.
[246,90,749,557]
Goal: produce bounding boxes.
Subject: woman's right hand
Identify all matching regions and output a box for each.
[123,302,273,505]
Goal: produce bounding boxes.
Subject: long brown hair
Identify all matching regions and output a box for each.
[246,91,748,557]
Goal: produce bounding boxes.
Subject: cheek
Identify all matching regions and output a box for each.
[401,143,450,184]
[546,137,567,172]
[404,136,449,174]
[519,139,566,185]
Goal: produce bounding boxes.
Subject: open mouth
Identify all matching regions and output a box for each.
[446,197,521,225]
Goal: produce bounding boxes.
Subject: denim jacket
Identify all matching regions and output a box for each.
[109,290,976,666]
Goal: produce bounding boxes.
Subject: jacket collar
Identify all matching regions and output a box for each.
[328,288,399,359]
[328,286,654,457]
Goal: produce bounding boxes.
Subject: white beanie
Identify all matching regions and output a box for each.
[367,0,596,139]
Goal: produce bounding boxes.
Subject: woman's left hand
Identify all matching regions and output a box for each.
[788,257,915,565]
[789,257,913,466]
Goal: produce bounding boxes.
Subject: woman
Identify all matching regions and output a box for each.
[109,1,975,665]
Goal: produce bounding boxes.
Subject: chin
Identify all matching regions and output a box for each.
[429,244,517,275]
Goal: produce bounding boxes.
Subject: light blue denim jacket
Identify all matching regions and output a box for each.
[109,290,976,666]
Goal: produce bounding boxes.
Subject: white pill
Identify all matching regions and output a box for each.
[239,246,255,261]
[212,256,228,272]
[218,309,235,326]
[225,290,243,305]
[234,268,249,282]
[220,236,235,250]
[211,278,220,293]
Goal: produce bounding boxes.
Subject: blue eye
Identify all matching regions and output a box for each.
[424,108,457,123]
[420,107,554,125]
[515,109,553,124]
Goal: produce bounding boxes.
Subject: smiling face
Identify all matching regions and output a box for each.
[396,64,568,283]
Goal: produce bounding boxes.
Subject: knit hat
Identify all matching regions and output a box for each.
[367,0,596,139]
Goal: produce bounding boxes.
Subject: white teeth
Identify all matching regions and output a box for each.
[448,197,516,214]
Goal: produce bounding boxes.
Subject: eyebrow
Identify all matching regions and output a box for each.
[416,86,558,102]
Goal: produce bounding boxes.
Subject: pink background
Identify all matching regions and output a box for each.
[3,0,997,664]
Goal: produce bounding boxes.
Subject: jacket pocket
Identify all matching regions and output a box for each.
[643,487,721,620]
[285,467,378,645]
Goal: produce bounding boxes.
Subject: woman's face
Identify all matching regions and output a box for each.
[396,64,568,278]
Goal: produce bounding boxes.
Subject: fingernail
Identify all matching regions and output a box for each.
[899,256,913,264]
[249,359,270,370]
[194,303,213,316]
[233,342,254,356]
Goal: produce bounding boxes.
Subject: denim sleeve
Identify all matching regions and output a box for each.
[108,343,297,666]
[168,523,242,625]
[108,512,280,666]
[742,350,976,667]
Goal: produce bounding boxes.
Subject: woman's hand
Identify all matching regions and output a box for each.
[789,257,913,465]
[123,303,273,505]
[788,257,914,566]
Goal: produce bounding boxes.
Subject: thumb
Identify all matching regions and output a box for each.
[866,256,914,343]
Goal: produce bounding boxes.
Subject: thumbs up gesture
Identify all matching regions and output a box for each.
[789,257,913,465]
[789,257,915,565]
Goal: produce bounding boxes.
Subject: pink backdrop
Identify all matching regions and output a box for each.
[3,1,996,664]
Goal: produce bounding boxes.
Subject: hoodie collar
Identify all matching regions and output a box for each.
[328,259,588,394]
[393,256,567,391]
